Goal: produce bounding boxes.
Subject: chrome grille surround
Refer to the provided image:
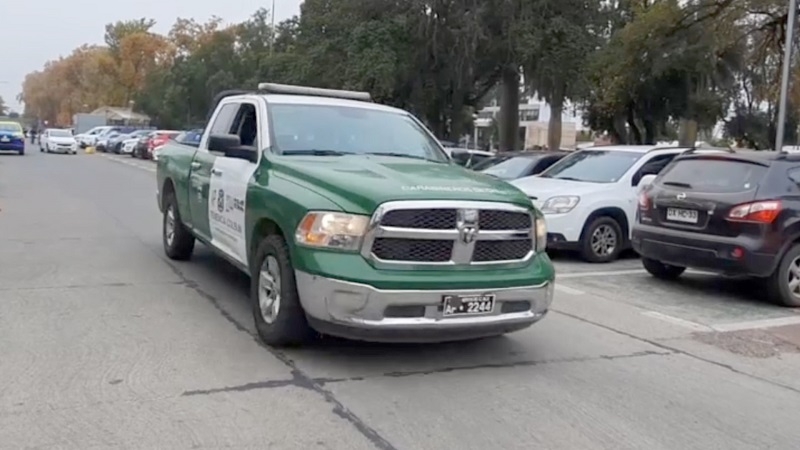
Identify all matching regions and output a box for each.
[360,200,536,268]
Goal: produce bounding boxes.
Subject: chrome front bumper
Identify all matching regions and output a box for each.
[296,270,554,343]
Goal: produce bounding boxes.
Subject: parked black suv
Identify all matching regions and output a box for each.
[632,149,800,306]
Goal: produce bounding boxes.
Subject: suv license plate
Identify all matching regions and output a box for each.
[666,208,698,223]
[442,294,495,317]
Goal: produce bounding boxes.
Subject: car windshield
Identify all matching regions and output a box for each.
[539,150,642,183]
[270,104,447,162]
[478,156,537,179]
[49,130,71,137]
[0,123,22,132]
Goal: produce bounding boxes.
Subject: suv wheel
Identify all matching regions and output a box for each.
[251,235,314,347]
[162,193,195,260]
[642,258,685,280]
[580,216,623,263]
[767,244,800,307]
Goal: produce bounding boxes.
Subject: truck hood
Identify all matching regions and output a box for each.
[511,175,612,200]
[272,155,533,214]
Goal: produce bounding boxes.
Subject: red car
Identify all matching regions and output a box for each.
[138,130,180,160]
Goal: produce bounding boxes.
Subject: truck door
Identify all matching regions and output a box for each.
[207,100,264,266]
[189,103,239,242]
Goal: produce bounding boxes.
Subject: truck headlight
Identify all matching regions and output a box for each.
[295,212,370,251]
[541,196,580,214]
[534,217,547,251]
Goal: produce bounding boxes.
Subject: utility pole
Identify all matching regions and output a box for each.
[269,0,276,56]
[776,0,798,151]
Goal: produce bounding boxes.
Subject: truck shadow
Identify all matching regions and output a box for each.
[188,247,546,377]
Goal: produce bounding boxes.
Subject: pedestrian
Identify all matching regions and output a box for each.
[29,127,37,144]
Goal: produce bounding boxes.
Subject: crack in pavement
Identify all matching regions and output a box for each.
[551,308,800,396]
[0,280,185,292]
[180,349,674,396]
[162,260,398,450]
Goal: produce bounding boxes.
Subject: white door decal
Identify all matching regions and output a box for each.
[208,157,258,265]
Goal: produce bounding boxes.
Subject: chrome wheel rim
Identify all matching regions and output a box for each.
[788,257,800,299]
[165,206,175,246]
[258,256,281,324]
[591,225,617,256]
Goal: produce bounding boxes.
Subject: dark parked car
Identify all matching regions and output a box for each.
[111,129,152,153]
[472,150,569,180]
[633,149,800,306]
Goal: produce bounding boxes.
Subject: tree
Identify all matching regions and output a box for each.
[105,18,157,55]
[584,0,742,145]
[520,0,603,150]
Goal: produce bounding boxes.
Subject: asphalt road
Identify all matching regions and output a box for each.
[2,144,800,449]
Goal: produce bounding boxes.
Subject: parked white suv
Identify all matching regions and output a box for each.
[512,145,697,262]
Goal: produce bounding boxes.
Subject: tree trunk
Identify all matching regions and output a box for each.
[499,66,520,152]
[643,119,656,145]
[548,96,564,151]
[678,118,698,147]
[626,105,642,144]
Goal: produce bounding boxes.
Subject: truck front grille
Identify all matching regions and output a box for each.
[361,201,536,266]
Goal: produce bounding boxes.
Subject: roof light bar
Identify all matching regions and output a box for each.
[257,83,372,102]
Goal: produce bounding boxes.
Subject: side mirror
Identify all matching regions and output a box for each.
[208,134,240,153]
[637,174,657,191]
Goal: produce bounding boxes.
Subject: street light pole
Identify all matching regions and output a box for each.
[269,0,276,56]
[775,0,798,151]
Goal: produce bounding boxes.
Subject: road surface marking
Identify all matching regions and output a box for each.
[711,315,800,332]
[558,269,647,279]
[641,311,714,332]
[555,284,585,295]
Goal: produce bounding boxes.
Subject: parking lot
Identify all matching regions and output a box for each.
[2,145,800,449]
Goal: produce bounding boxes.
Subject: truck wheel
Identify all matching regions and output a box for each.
[580,216,623,263]
[766,244,800,307]
[162,193,195,260]
[642,257,685,280]
[251,235,314,347]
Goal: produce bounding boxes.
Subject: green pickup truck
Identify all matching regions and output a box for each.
[156,83,555,346]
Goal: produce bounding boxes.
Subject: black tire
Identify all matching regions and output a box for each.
[162,192,195,260]
[642,257,686,280]
[765,244,800,307]
[251,235,314,347]
[580,216,623,263]
[18,149,24,155]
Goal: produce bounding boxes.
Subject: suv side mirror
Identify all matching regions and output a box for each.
[637,174,657,191]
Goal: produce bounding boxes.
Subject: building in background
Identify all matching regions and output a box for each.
[90,107,150,126]
[474,94,582,150]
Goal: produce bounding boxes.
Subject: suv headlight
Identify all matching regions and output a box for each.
[541,196,580,214]
[534,217,547,251]
[295,212,370,251]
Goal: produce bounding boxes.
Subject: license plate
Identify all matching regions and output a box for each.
[442,294,495,316]
[666,208,698,223]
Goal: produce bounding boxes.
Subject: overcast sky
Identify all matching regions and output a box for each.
[0,0,302,111]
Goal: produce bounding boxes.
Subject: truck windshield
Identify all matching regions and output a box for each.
[270,104,448,162]
[539,150,642,183]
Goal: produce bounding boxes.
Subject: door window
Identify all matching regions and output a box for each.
[228,103,259,149]
[632,154,678,186]
[206,103,240,145]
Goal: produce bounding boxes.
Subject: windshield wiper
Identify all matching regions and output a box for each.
[282,149,354,156]
[663,181,692,188]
